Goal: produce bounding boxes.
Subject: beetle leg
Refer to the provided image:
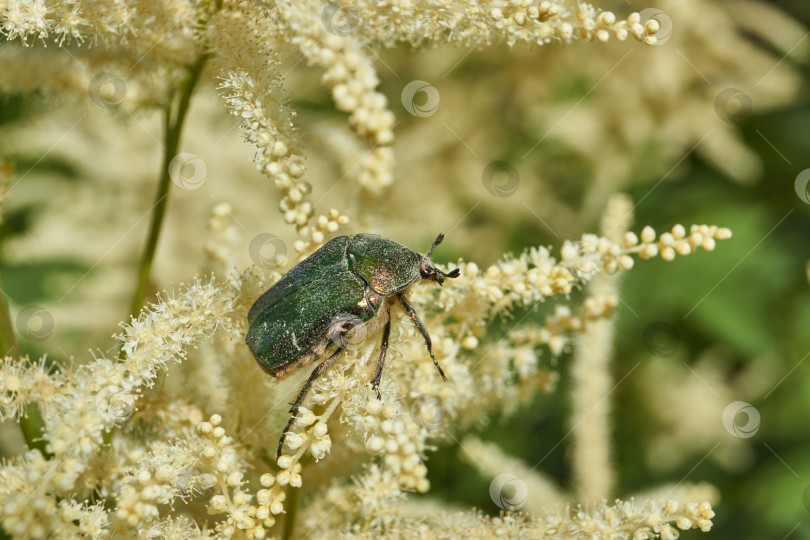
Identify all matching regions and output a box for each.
[371,309,392,400]
[277,414,298,462]
[288,346,344,414]
[397,293,448,382]
[277,346,344,460]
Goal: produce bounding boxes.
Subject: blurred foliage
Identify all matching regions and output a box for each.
[424,3,810,539]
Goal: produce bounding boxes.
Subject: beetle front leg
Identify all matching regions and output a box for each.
[371,310,391,400]
[397,293,448,382]
[277,346,344,460]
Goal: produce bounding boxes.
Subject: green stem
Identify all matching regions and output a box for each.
[282,485,300,540]
[0,275,50,457]
[128,53,210,319]
[0,276,16,356]
[20,403,50,456]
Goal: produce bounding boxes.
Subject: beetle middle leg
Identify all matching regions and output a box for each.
[370,309,391,400]
[397,293,447,382]
[277,345,344,459]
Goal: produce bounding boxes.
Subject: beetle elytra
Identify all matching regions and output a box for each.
[245,233,460,459]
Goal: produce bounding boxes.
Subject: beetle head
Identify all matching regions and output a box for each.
[418,233,461,286]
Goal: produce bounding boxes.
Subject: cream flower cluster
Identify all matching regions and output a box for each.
[509,295,619,356]
[205,202,241,278]
[432,223,731,324]
[301,493,713,540]
[328,1,661,48]
[0,0,659,247]
[0,450,109,538]
[277,0,396,196]
[459,434,719,537]
[295,463,402,537]
[218,63,350,253]
[0,214,730,537]
[196,414,278,539]
[343,384,431,493]
[274,344,434,495]
[0,356,62,422]
[0,279,240,537]
[268,220,731,530]
[374,222,731,438]
[0,0,200,112]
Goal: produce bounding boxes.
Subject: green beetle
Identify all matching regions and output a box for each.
[246,233,460,458]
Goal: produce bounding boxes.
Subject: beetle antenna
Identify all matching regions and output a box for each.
[441,268,461,279]
[427,233,445,257]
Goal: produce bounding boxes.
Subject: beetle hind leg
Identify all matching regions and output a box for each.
[277,346,344,460]
[397,294,448,382]
[277,414,298,461]
[370,310,392,400]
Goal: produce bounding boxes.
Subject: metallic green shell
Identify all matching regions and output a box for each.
[246,270,376,373]
[246,233,422,374]
[349,234,419,295]
[247,235,352,327]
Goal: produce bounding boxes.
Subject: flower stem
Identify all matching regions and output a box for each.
[0,275,50,456]
[282,484,300,540]
[128,53,209,319]
[0,276,16,356]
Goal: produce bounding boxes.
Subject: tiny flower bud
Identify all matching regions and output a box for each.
[260,474,275,488]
